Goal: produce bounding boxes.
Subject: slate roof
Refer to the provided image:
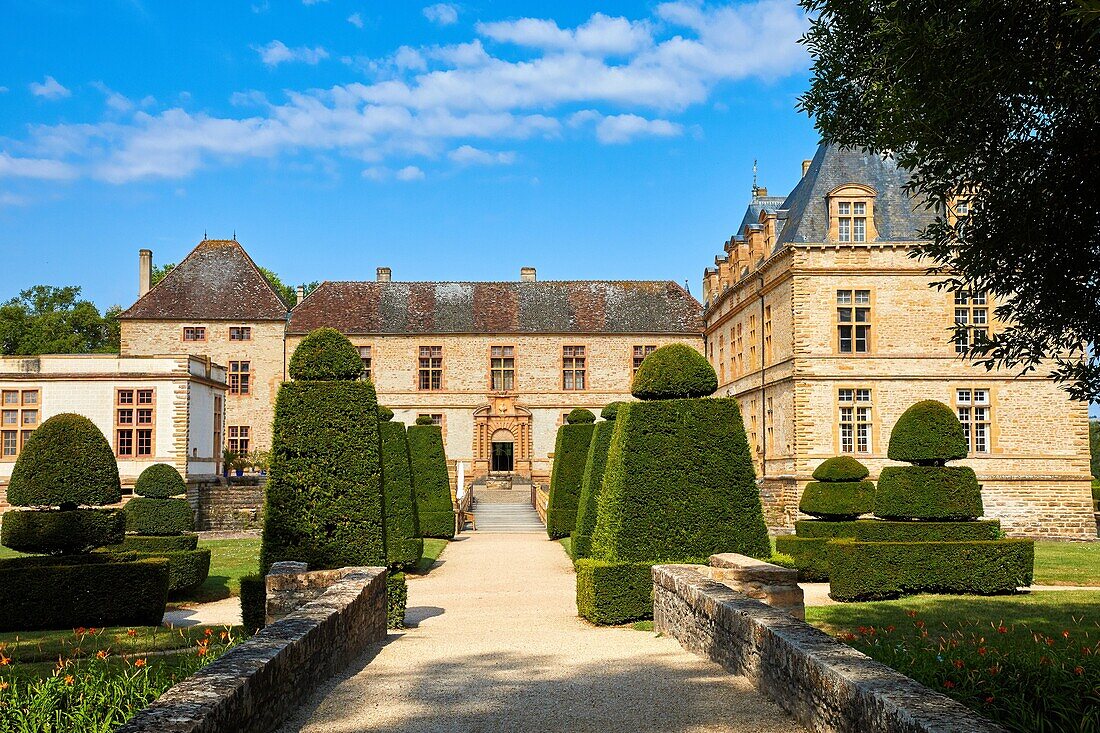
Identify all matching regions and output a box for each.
[120,240,288,321]
[288,281,703,335]
[775,143,935,249]
[737,194,786,237]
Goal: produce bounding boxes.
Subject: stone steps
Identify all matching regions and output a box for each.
[471,500,544,533]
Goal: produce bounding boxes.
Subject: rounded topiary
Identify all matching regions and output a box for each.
[567,408,596,425]
[631,344,717,400]
[812,456,870,482]
[378,406,395,422]
[125,497,195,535]
[798,480,875,520]
[288,327,363,381]
[601,402,624,420]
[887,400,968,465]
[875,466,984,520]
[134,463,187,499]
[7,413,121,508]
[415,415,435,426]
[1,509,125,554]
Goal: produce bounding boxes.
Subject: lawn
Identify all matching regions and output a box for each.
[0,625,235,666]
[174,537,262,605]
[412,538,448,574]
[558,536,573,559]
[1033,540,1100,586]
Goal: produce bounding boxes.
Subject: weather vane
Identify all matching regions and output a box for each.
[752,159,758,196]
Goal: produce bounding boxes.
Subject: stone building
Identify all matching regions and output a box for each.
[702,143,1095,539]
[0,354,226,504]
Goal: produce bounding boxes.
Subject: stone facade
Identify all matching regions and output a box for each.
[702,145,1095,539]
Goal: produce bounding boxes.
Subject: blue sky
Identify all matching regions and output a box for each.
[0,0,817,309]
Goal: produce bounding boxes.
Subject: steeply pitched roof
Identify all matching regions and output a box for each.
[120,240,288,321]
[776,143,935,248]
[737,194,786,237]
[288,281,703,335]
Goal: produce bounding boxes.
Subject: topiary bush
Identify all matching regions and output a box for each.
[600,402,623,420]
[407,423,455,539]
[1090,420,1099,479]
[111,534,198,552]
[875,466,984,520]
[379,418,423,568]
[7,413,121,509]
[799,456,874,520]
[387,571,408,629]
[125,497,195,535]
[567,408,596,424]
[121,548,211,594]
[545,419,596,539]
[772,536,831,581]
[812,456,869,482]
[133,463,187,499]
[262,328,387,572]
[887,400,968,465]
[572,409,619,559]
[793,518,1001,541]
[1,509,125,555]
[415,415,435,426]
[630,344,717,400]
[575,559,653,625]
[378,405,395,422]
[239,575,266,634]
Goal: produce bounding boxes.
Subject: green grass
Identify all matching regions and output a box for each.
[173,538,261,605]
[1034,540,1100,586]
[630,620,655,632]
[0,625,240,665]
[558,536,573,559]
[411,538,448,575]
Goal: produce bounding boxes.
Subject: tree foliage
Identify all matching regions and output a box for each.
[0,286,120,355]
[798,0,1100,401]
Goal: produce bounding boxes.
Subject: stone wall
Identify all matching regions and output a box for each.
[707,553,804,620]
[652,564,1005,733]
[116,566,387,733]
[188,479,265,532]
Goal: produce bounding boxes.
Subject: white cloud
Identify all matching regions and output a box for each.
[423,3,459,26]
[301,0,327,5]
[0,192,29,207]
[254,40,329,67]
[448,145,515,165]
[477,13,652,56]
[92,82,134,112]
[0,87,9,94]
[362,166,389,181]
[29,76,70,100]
[0,152,76,180]
[396,165,425,181]
[393,46,427,72]
[347,12,364,28]
[570,111,682,144]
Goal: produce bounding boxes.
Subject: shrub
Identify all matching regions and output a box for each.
[812,456,869,482]
[111,534,199,552]
[378,405,395,422]
[630,344,717,400]
[545,421,596,539]
[572,418,616,558]
[772,536,830,581]
[240,574,266,633]
[887,400,968,465]
[288,327,364,381]
[133,463,187,499]
[600,402,624,420]
[387,571,407,629]
[828,539,1034,601]
[1091,420,1099,479]
[1,509,124,555]
[575,559,654,625]
[407,423,455,539]
[794,518,1001,541]
[123,548,211,594]
[567,408,596,424]
[124,497,194,535]
[7,413,120,508]
[798,480,875,520]
[875,466,984,520]
[415,415,435,426]
[380,420,423,568]
[0,554,169,631]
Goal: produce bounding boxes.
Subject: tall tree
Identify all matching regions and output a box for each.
[0,286,120,355]
[798,0,1100,401]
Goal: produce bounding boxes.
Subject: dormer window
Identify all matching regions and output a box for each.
[828,185,877,243]
[837,201,866,242]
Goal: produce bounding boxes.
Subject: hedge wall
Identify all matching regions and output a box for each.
[545,422,596,539]
[1,509,124,555]
[387,572,407,630]
[111,534,199,552]
[240,575,266,634]
[575,559,654,625]
[0,554,169,631]
[7,413,121,509]
[407,424,455,539]
[134,463,187,499]
[261,380,386,572]
[379,420,423,569]
[875,466,984,520]
[124,548,211,594]
[772,536,830,581]
[828,539,1034,601]
[793,519,1001,541]
[124,497,194,536]
[798,480,875,520]
[572,419,615,559]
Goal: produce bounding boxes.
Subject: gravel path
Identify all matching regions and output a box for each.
[279,532,804,733]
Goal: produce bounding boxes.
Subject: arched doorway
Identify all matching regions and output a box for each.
[490,428,514,473]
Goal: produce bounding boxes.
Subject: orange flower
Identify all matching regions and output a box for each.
[74,627,86,636]
[977,647,987,656]
[127,628,137,637]
[87,628,97,635]
[1074,666,1085,676]
[997,625,1008,634]
[952,659,965,669]
[943,680,956,689]
[96,650,109,660]
[988,665,1001,675]
[204,628,213,637]
[0,655,10,666]
[63,675,74,685]
[905,610,917,618]
[219,631,229,641]
[0,681,9,691]
[134,658,147,668]
[1062,630,1070,639]
[915,620,926,629]
[197,646,208,657]
[984,696,994,704]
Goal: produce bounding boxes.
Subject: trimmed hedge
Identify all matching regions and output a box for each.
[7,413,121,508]
[887,400,968,465]
[572,419,615,559]
[125,548,211,594]
[125,497,195,535]
[567,408,596,424]
[407,424,455,539]
[798,480,875,519]
[262,379,386,571]
[1,509,124,554]
[134,463,187,498]
[812,456,869,482]
[773,536,830,581]
[793,518,1001,541]
[0,554,169,631]
[387,572,407,630]
[288,327,364,381]
[828,539,1034,601]
[600,402,624,420]
[111,534,199,552]
[592,398,770,563]
[631,344,717,400]
[875,466,984,520]
[546,421,596,539]
[240,575,266,634]
[380,420,423,568]
[378,405,395,422]
[575,559,654,625]
[415,415,435,426]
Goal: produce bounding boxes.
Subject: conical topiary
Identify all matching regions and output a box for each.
[407,420,455,539]
[572,403,623,559]
[631,344,717,400]
[798,457,875,520]
[378,407,423,568]
[545,411,597,539]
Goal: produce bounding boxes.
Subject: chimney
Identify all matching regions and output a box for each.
[802,159,812,176]
[520,267,536,282]
[377,267,392,282]
[138,249,153,297]
[295,285,305,305]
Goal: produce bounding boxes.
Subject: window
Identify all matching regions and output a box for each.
[632,345,656,376]
[229,326,252,341]
[735,323,744,377]
[229,361,251,395]
[418,413,443,427]
[358,346,372,381]
[749,315,758,368]
[490,346,515,391]
[829,185,876,242]
[563,345,586,390]
[838,388,872,453]
[116,388,154,458]
[213,395,222,459]
[718,335,726,382]
[227,425,250,455]
[954,290,989,354]
[836,201,867,242]
[418,346,443,390]
[957,389,991,454]
[1,389,39,460]
[837,290,871,354]
[763,306,773,364]
[183,326,206,341]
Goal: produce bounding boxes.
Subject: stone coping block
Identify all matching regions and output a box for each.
[707,553,804,620]
[652,564,1005,733]
[710,552,799,583]
[116,566,387,733]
